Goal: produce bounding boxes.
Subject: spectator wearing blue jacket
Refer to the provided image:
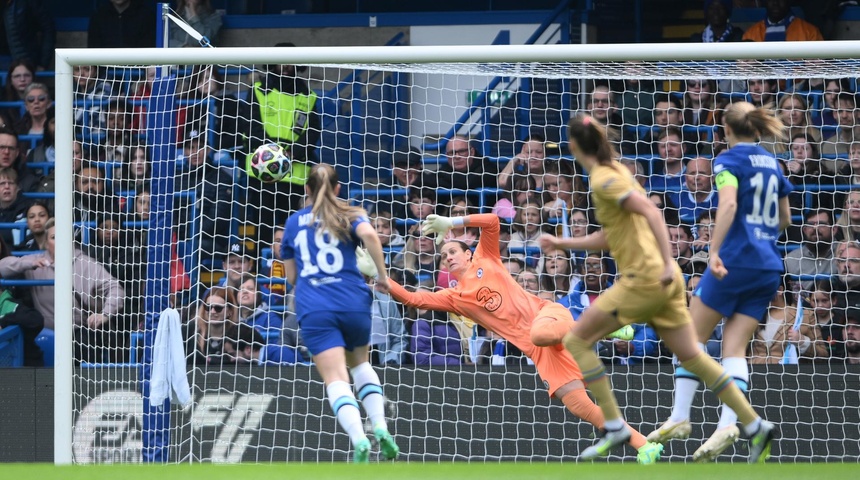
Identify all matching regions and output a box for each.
[236,274,283,343]
[669,157,718,224]
[370,290,407,365]
[558,253,611,319]
[225,324,307,365]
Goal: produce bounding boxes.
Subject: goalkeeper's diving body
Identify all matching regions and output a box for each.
[359,211,664,464]
[537,114,775,463]
[281,164,400,463]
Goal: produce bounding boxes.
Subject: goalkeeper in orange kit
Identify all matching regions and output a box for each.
[357,212,663,464]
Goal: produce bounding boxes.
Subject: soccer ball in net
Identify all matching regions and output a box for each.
[248,143,292,183]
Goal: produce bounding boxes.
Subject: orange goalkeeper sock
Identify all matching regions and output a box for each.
[559,388,647,450]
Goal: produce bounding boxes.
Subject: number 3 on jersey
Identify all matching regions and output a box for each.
[746,172,779,227]
[294,229,344,277]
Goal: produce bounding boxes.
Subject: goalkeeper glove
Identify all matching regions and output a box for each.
[355,247,378,279]
[605,325,635,341]
[421,214,462,244]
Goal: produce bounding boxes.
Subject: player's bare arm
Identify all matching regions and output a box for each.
[620,190,675,286]
[710,182,738,280]
[538,230,608,253]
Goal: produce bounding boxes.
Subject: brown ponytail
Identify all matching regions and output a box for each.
[568,114,617,166]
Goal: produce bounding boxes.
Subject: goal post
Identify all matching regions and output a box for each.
[54,42,860,465]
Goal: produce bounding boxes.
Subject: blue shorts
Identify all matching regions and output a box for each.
[298,310,372,356]
[696,266,780,322]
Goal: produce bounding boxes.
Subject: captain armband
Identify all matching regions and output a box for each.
[714,170,738,190]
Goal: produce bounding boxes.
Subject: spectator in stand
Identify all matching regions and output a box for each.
[647,127,688,193]
[16,201,50,251]
[508,200,546,269]
[742,0,824,42]
[0,0,55,71]
[835,191,860,242]
[843,309,860,364]
[379,147,431,223]
[540,248,576,300]
[542,160,588,224]
[587,85,619,127]
[87,214,145,342]
[100,99,134,163]
[785,210,836,292]
[432,134,498,192]
[184,286,238,365]
[72,65,112,141]
[821,92,860,173]
[515,268,543,298]
[236,43,321,235]
[0,127,37,192]
[410,307,462,366]
[559,252,609,320]
[174,128,234,257]
[220,242,257,291]
[691,209,715,253]
[569,209,590,240]
[14,83,51,137]
[0,280,45,366]
[778,93,822,144]
[670,156,718,224]
[0,168,28,246]
[620,157,647,188]
[442,196,479,247]
[498,133,547,191]
[493,166,537,222]
[814,78,851,128]
[694,0,743,43]
[837,141,860,187]
[371,210,405,268]
[0,59,34,124]
[833,241,860,312]
[390,224,438,290]
[750,282,827,364]
[0,219,125,363]
[169,0,223,48]
[372,210,405,252]
[26,105,53,164]
[747,79,779,111]
[369,287,407,365]
[616,77,657,132]
[808,279,845,359]
[224,324,306,365]
[235,274,282,341]
[88,0,157,48]
[682,80,722,154]
[74,162,118,226]
[502,257,525,276]
[261,225,288,306]
[115,144,150,193]
[669,224,694,274]
[405,187,436,226]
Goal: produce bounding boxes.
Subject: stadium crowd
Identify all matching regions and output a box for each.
[0,0,859,368]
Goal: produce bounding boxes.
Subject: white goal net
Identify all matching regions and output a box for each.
[54,43,860,464]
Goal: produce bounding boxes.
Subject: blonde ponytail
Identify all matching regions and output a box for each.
[724,101,784,140]
[306,164,368,243]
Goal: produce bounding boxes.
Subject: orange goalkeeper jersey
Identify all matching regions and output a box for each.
[389,214,550,356]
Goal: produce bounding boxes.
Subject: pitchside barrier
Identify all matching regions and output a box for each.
[2,366,857,463]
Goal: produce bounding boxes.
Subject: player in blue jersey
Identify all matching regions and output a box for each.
[648,102,790,463]
[282,164,399,463]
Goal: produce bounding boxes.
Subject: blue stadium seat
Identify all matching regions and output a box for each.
[0,325,24,367]
[34,328,54,367]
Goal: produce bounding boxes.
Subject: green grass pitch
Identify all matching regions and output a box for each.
[3,463,856,480]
